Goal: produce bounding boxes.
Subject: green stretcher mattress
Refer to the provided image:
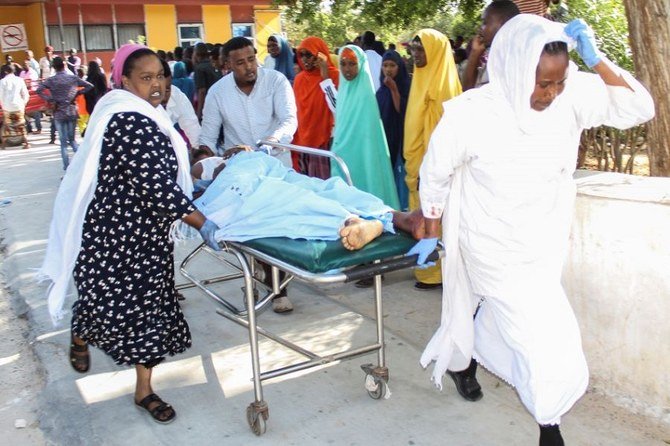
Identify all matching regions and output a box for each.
[242,232,417,274]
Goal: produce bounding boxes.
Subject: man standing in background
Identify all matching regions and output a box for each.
[0,65,30,149]
[37,57,92,170]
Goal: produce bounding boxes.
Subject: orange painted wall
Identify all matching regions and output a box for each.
[0,4,47,64]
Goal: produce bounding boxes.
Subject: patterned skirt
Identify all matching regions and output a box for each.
[2,110,27,144]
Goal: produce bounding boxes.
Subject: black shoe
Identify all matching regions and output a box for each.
[447,358,483,402]
[414,281,442,291]
[49,139,55,144]
[539,424,564,446]
[354,275,384,288]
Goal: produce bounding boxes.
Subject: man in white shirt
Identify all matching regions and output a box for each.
[199,37,297,165]
[199,36,298,314]
[0,65,30,149]
[24,50,40,74]
[362,31,382,91]
[39,45,55,79]
[159,59,200,148]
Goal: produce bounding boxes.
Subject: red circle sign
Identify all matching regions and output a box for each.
[2,25,24,48]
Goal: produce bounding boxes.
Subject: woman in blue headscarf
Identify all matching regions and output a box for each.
[171,61,195,104]
[264,34,295,84]
[376,50,410,210]
[331,45,399,209]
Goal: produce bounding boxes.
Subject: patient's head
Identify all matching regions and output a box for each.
[191,147,212,165]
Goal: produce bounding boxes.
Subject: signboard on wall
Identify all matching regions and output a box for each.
[1,23,28,52]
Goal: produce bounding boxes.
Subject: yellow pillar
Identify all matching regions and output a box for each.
[0,4,46,61]
[144,5,177,51]
[254,8,281,63]
[202,5,231,45]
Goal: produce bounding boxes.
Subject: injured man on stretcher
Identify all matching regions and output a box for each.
[191,149,424,250]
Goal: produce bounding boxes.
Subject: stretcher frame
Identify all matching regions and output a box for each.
[177,142,441,435]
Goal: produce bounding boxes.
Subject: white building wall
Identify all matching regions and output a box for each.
[563,171,670,423]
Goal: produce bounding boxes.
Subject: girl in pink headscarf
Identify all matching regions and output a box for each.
[40,44,221,424]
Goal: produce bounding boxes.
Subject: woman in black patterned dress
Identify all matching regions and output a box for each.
[43,45,220,424]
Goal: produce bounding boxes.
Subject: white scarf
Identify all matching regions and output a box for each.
[486,14,573,135]
[39,89,193,325]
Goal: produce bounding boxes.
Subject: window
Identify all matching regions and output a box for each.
[47,25,80,52]
[117,24,145,47]
[84,25,113,51]
[178,24,203,48]
[232,23,254,40]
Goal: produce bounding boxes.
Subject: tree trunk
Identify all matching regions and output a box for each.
[623,0,670,176]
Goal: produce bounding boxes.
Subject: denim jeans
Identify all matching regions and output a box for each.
[55,117,78,170]
[25,111,42,133]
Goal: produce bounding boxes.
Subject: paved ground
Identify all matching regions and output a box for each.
[1,128,669,445]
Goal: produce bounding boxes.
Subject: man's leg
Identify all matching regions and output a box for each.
[259,261,293,314]
[54,119,69,169]
[0,115,7,150]
[49,115,56,144]
[26,114,34,134]
[34,111,42,133]
[67,118,78,152]
[18,111,29,149]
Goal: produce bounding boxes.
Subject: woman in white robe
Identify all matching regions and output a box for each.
[410,14,654,445]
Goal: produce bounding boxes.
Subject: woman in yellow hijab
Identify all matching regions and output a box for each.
[404,29,462,287]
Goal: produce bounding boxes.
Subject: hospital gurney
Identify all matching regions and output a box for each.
[177,142,441,436]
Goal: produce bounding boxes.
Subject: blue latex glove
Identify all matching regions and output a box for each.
[199,219,221,251]
[406,237,438,268]
[564,19,601,69]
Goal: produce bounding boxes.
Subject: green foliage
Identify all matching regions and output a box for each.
[557,0,633,72]
[279,0,631,74]
[279,0,484,50]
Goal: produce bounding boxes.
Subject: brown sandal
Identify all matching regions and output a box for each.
[135,393,176,424]
[69,335,90,373]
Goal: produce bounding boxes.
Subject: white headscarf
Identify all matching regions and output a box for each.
[486,14,574,134]
[39,88,193,325]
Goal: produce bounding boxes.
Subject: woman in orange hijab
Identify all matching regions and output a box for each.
[292,36,339,178]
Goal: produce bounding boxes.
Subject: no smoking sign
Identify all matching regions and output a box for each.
[1,23,28,53]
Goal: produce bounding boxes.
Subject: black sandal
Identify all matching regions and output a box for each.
[69,335,90,373]
[135,393,177,424]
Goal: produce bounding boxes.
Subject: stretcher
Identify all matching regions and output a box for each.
[177,142,441,436]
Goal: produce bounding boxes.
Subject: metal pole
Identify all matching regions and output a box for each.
[55,0,66,56]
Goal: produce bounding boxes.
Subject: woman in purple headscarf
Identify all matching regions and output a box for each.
[40,44,221,424]
[376,50,411,210]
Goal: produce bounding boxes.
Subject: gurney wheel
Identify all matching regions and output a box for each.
[246,403,268,436]
[365,374,388,400]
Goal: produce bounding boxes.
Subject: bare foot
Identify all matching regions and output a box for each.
[339,217,383,250]
[392,210,426,240]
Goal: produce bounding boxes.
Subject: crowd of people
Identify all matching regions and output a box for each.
[32,1,654,444]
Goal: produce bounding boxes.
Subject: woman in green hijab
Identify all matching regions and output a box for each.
[330,45,400,209]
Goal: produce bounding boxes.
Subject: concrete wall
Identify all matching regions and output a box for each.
[563,171,670,423]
